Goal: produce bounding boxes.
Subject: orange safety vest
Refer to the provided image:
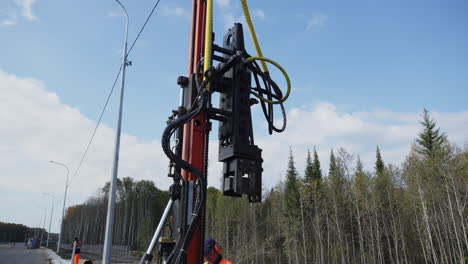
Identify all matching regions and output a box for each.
[219,258,233,264]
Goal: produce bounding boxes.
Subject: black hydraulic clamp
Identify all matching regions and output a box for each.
[213,23,263,203]
[173,23,265,203]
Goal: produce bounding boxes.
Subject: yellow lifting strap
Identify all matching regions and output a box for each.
[240,0,291,104]
[203,0,214,91]
[240,0,269,73]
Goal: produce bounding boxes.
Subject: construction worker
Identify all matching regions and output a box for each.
[203,237,233,264]
[71,237,82,264]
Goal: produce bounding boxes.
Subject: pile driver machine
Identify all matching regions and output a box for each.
[140,0,290,263]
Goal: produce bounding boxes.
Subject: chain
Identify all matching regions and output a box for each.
[200,116,211,264]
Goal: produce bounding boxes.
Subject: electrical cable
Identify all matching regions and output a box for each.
[68,65,123,186]
[127,0,163,56]
[70,0,164,186]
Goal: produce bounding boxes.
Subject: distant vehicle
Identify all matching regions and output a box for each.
[26,237,41,249]
[27,238,33,249]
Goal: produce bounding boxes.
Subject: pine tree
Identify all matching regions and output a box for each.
[328,148,347,263]
[375,146,385,176]
[304,147,322,185]
[354,156,368,195]
[354,156,370,202]
[284,148,301,218]
[416,109,446,157]
[356,156,364,174]
[284,148,302,264]
[373,147,396,262]
[312,147,322,182]
[374,146,390,195]
[304,149,314,184]
[329,149,338,177]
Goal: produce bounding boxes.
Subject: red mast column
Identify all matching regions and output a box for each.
[182,0,207,263]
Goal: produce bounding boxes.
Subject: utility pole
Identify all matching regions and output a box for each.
[47,202,54,248]
[102,1,129,263]
[42,193,54,248]
[49,160,69,253]
[41,209,46,246]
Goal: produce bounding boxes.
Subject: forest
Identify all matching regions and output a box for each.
[0,222,30,242]
[62,110,468,263]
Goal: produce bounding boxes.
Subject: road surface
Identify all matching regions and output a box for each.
[0,243,57,264]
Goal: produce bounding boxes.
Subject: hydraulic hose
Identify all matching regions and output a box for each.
[250,60,287,133]
[161,97,206,264]
[161,103,203,177]
[246,56,291,104]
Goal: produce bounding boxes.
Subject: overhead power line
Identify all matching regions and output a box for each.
[69,0,163,186]
[69,65,122,186]
[127,0,162,56]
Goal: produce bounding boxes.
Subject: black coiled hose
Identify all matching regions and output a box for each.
[247,60,287,134]
[161,95,207,264]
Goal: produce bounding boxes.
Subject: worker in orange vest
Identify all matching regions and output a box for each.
[71,237,82,264]
[203,237,233,264]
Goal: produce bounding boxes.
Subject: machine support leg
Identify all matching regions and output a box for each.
[140,199,175,264]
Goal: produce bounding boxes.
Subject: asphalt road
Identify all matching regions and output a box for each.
[0,243,53,264]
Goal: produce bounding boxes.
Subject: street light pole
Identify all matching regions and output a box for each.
[49,160,69,253]
[41,209,46,246]
[42,193,55,248]
[102,1,129,263]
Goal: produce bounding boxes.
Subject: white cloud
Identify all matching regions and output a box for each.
[223,13,244,30]
[14,0,39,21]
[251,102,468,188]
[1,70,467,230]
[1,18,16,26]
[215,0,231,9]
[0,11,17,26]
[306,13,327,31]
[0,70,172,231]
[161,6,190,18]
[253,9,267,21]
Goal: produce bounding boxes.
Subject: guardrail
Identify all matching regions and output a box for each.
[60,244,130,257]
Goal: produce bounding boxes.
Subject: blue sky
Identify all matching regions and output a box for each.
[1,0,467,231]
[2,0,466,140]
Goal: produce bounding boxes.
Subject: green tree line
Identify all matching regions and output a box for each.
[62,178,168,250]
[0,222,30,242]
[62,109,467,263]
[204,109,467,263]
